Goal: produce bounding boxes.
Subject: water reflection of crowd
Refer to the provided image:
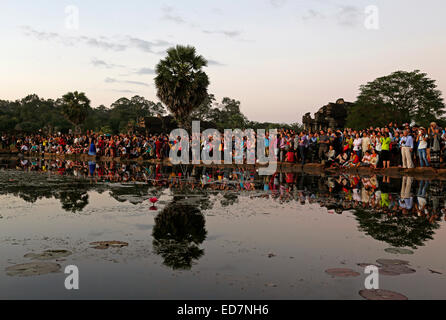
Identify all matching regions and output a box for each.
[3,159,446,267]
[7,158,446,224]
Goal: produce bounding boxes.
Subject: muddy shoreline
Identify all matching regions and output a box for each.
[1,151,446,180]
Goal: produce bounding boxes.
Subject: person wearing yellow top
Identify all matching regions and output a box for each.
[380,192,390,208]
[380,132,391,168]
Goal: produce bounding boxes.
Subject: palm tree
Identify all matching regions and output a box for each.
[59,91,90,134]
[155,45,210,129]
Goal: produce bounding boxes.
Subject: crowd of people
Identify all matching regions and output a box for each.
[1,122,445,169]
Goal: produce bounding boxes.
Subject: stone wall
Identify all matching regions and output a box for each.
[302,98,354,132]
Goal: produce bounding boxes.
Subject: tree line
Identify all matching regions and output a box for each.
[0,92,301,135]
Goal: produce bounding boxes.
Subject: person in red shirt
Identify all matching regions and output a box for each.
[155,138,162,159]
[97,136,104,156]
[352,153,360,166]
[286,148,295,163]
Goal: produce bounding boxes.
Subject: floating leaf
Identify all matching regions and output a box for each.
[380,265,416,275]
[265,283,278,287]
[6,262,61,277]
[90,241,129,250]
[376,259,409,266]
[357,263,379,268]
[378,268,400,276]
[24,250,72,260]
[384,248,414,255]
[359,289,408,300]
[325,268,360,277]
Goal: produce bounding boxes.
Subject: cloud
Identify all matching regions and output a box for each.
[21,27,60,41]
[91,58,125,69]
[105,77,150,87]
[96,64,155,76]
[336,5,362,27]
[299,5,363,27]
[125,80,150,87]
[270,0,287,8]
[111,89,139,94]
[78,35,127,51]
[301,9,325,21]
[125,36,171,53]
[163,13,186,24]
[203,30,241,38]
[211,8,223,15]
[135,67,155,75]
[162,5,186,24]
[105,77,118,83]
[20,26,171,53]
[91,58,155,78]
[160,5,242,39]
[207,59,225,66]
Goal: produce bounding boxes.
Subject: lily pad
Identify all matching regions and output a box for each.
[265,283,278,287]
[325,268,360,277]
[384,248,414,255]
[378,268,400,276]
[376,259,410,266]
[357,263,379,268]
[90,241,129,250]
[359,289,408,300]
[380,265,416,275]
[24,250,72,260]
[6,262,61,277]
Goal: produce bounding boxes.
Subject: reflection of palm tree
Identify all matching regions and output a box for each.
[152,202,207,270]
[57,191,89,213]
[353,208,439,249]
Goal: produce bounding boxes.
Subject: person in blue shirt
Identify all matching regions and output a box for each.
[88,137,97,156]
[264,133,270,157]
[399,130,414,168]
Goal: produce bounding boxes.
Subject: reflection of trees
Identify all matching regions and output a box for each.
[152,202,207,270]
[353,208,439,249]
[170,187,214,211]
[4,188,53,203]
[56,190,89,213]
[220,192,238,207]
[109,185,154,204]
[0,172,94,213]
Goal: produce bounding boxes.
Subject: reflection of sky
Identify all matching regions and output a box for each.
[1,190,446,299]
[1,0,445,123]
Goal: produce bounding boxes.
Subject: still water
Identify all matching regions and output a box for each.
[1,158,445,299]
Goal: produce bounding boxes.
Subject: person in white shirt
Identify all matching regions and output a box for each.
[362,132,371,153]
[416,128,429,167]
[353,134,363,158]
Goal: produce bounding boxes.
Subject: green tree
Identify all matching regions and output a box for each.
[346,103,395,130]
[58,91,91,133]
[190,93,216,122]
[155,45,210,129]
[107,96,166,133]
[210,97,248,130]
[347,70,445,128]
[0,95,71,133]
